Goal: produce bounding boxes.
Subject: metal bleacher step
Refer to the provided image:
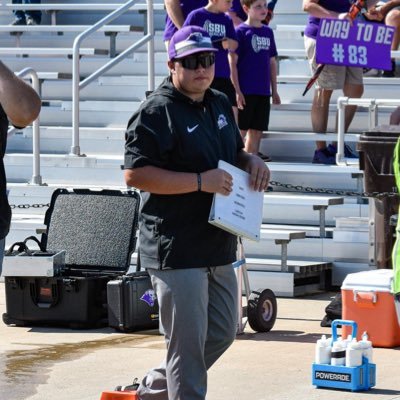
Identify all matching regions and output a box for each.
[5,153,125,186]
[7,126,126,155]
[37,100,140,127]
[243,230,369,264]
[262,131,360,142]
[4,153,363,189]
[267,161,362,191]
[1,55,169,77]
[260,223,333,238]
[34,99,394,131]
[245,257,332,297]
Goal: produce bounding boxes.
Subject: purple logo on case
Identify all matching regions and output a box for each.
[140,289,157,307]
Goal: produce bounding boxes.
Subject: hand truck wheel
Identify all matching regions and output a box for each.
[247,288,277,332]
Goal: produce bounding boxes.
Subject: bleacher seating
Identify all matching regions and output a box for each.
[3,0,395,295]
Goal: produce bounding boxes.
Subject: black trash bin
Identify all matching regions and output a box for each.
[357,126,400,268]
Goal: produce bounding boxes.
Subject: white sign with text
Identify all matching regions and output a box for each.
[208,160,264,241]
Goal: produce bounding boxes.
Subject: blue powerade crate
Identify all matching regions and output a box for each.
[312,320,376,391]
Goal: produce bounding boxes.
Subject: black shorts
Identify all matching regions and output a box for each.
[211,77,237,107]
[238,95,271,131]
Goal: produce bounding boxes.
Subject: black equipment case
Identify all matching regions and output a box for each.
[2,188,140,329]
[107,271,159,332]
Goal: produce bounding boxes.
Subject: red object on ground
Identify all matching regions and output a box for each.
[100,391,138,400]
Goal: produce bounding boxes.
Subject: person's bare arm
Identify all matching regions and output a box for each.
[379,0,400,18]
[165,0,185,29]
[270,57,280,105]
[0,61,41,127]
[303,0,347,19]
[124,165,234,195]
[228,52,245,110]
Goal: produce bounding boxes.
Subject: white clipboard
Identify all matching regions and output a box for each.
[208,160,264,241]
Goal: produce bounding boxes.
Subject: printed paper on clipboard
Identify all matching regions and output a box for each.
[208,160,264,241]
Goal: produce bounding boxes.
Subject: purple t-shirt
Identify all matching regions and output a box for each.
[235,23,277,96]
[163,0,208,41]
[229,0,247,23]
[184,8,237,79]
[304,0,352,39]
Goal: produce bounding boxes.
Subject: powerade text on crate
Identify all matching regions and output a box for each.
[312,320,376,391]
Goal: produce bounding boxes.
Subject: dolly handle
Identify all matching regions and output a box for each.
[331,319,358,342]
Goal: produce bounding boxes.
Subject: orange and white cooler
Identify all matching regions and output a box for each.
[341,269,400,348]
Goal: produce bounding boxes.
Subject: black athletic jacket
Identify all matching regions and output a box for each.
[125,77,244,270]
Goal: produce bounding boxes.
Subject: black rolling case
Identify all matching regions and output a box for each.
[2,188,140,329]
[107,271,159,332]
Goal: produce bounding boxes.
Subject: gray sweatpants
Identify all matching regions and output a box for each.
[137,264,238,400]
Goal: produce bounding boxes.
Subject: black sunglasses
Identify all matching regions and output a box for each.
[176,53,216,70]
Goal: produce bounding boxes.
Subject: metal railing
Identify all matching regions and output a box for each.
[71,0,155,156]
[8,67,42,185]
[336,96,400,166]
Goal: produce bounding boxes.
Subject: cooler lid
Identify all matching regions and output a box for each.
[341,269,394,292]
[361,125,400,140]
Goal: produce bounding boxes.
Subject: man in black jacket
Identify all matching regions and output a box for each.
[124,25,269,400]
[0,61,41,274]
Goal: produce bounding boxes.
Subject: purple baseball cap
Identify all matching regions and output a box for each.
[168,26,218,60]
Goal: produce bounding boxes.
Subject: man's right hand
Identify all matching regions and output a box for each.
[201,168,233,196]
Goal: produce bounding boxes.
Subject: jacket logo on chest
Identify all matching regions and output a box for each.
[217,114,228,130]
[187,124,199,133]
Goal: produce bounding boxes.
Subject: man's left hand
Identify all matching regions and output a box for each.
[243,154,270,192]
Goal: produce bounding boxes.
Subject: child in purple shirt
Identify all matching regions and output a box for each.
[230,0,280,158]
[164,0,208,43]
[184,0,239,117]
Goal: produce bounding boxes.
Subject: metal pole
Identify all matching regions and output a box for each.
[336,96,347,166]
[16,68,42,185]
[147,0,155,92]
[368,101,377,130]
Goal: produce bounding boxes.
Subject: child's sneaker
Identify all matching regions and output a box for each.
[328,143,358,158]
[312,148,335,165]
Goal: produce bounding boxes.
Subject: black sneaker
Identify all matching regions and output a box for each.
[11,18,26,25]
[26,17,39,25]
[115,378,139,392]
